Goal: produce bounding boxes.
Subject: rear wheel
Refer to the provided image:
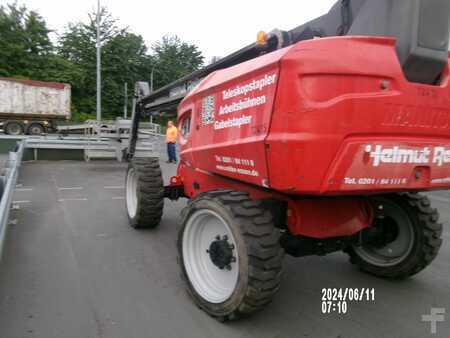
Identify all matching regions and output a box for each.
[346,193,442,279]
[4,121,24,135]
[27,123,45,135]
[125,158,164,229]
[178,191,284,321]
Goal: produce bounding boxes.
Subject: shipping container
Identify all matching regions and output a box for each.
[0,77,71,135]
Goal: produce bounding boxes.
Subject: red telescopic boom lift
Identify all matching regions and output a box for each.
[125,0,450,321]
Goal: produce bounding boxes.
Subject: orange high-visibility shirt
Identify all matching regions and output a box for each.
[166,126,178,143]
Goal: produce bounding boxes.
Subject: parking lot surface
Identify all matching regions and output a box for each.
[0,160,449,338]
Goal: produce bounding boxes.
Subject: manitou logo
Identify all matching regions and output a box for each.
[365,145,450,167]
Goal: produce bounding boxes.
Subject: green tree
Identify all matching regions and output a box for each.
[151,35,204,89]
[0,2,52,78]
[58,8,120,115]
[102,32,153,116]
[58,8,153,117]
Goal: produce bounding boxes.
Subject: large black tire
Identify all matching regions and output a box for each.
[177,190,284,321]
[4,121,24,135]
[27,123,45,135]
[346,193,442,279]
[125,158,164,229]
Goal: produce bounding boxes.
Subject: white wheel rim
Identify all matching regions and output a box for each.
[182,209,239,304]
[126,168,138,219]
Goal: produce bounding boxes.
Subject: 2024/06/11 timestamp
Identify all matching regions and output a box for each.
[321,288,376,314]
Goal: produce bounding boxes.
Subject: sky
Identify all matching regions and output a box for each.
[4,0,337,62]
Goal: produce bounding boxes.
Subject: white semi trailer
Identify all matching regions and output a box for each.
[0,77,71,135]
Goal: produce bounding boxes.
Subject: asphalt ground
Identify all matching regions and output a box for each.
[0,160,449,338]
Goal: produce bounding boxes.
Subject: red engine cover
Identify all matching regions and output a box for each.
[266,36,450,195]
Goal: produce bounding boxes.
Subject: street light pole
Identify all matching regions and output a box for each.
[96,0,102,121]
[150,66,155,93]
[149,67,156,124]
[123,82,128,119]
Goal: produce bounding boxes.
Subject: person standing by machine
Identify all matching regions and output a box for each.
[166,120,178,163]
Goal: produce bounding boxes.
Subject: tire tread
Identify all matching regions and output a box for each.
[178,190,284,320]
[127,158,164,229]
[346,193,442,279]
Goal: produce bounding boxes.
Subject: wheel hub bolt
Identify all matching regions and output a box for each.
[208,235,236,270]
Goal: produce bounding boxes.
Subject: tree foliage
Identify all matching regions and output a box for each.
[0,2,204,120]
[0,3,52,78]
[151,35,204,89]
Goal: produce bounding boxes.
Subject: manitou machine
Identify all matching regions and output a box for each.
[125,0,450,320]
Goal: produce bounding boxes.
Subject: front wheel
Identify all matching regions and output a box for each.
[178,191,284,321]
[345,193,442,279]
[125,158,164,229]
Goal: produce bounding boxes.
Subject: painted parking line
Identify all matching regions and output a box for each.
[104,186,124,189]
[13,200,31,204]
[112,196,125,200]
[58,187,84,191]
[15,188,33,192]
[58,198,88,202]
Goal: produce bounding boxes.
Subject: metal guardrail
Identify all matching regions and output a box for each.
[55,119,163,136]
[17,126,164,161]
[0,140,25,260]
[82,119,162,136]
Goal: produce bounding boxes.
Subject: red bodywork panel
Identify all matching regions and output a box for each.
[176,36,450,238]
[287,199,373,238]
[267,37,450,194]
